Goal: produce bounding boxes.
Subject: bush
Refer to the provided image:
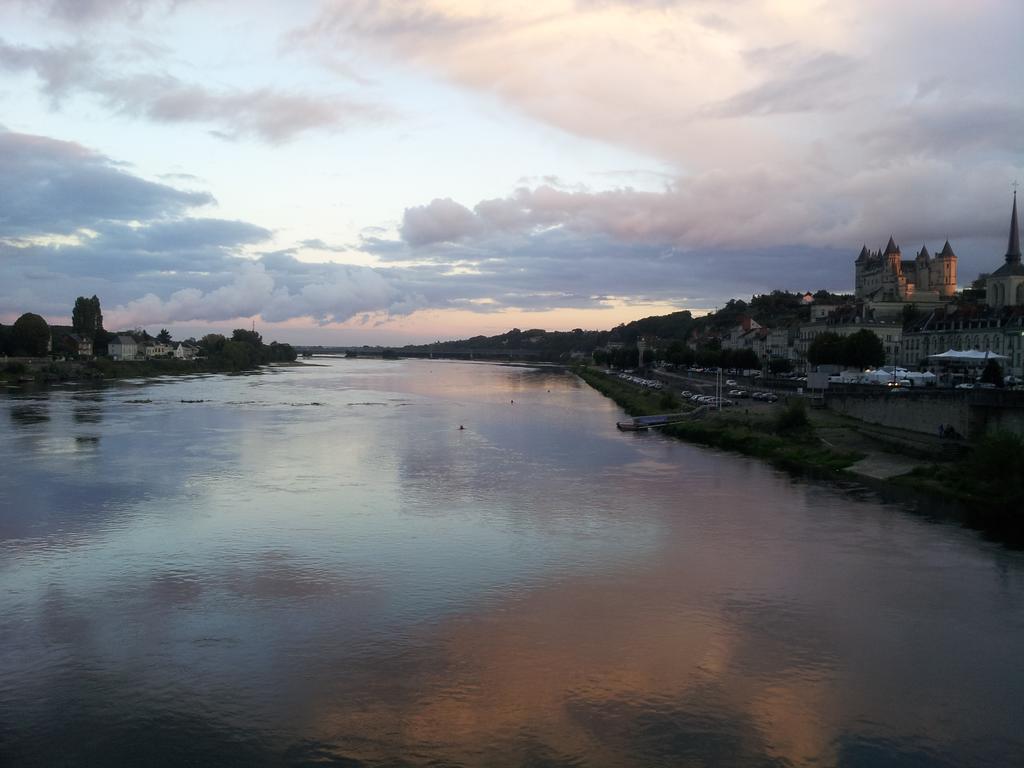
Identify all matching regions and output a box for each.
[968,431,1024,500]
[774,398,810,434]
[659,391,679,410]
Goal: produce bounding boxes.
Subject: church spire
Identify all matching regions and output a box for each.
[1006,191,1021,265]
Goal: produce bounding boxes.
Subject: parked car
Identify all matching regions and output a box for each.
[725,379,737,386]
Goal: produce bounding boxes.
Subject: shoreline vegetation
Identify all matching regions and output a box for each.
[1,356,297,386]
[574,365,1023,545]
[2,298,297,386]
[2,340,298,387]
[574,365,862,473]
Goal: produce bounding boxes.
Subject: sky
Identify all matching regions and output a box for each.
[1,0,1022,345]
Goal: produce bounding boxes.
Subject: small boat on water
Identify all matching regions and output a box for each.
[616,421,647,431]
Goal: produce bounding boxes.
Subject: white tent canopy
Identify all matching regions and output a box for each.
[860,368,938,385]
[927,349,1008,361]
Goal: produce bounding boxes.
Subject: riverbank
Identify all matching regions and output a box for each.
[1,356,294,385]
[576,365,1023,544]
[576,366,862,473]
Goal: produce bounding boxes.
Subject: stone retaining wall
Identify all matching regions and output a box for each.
[824,389,1024,439]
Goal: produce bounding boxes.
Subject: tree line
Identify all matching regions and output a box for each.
[593,342,775,372]
[1,296,296,366]
[805,329,886,369]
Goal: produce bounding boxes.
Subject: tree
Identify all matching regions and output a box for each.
[156,328,172,344]
[267,342,297,362]
[12,313,50,356]
[728,348,760,370]
[981,359,1004,387]
[843,329,886,369]
[231,328,263,348]
[219,340,254,369]
[806,332,845,366]
[769,357,793,374]
[200,333,226,354]
[665,340,692,366]
[72,296,104,342]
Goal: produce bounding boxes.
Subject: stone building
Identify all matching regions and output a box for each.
[855,237,957,303]
[108,335,138,361]
[899,307,1024,378]
[900,194,1024,378]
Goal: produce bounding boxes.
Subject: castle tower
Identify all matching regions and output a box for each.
[934,240,958,298]
[884,236,901,270]
[855,244,869,296]
[915,245,931,292]
[882,236,904,298]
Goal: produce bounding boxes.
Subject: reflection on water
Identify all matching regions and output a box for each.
[0,359,1022,767]
[9,399,50,425]
[72,393,104,425]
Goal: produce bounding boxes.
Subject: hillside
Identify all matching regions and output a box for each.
[397,289,853,362]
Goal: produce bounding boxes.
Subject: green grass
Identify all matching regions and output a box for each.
[576,366,862,474]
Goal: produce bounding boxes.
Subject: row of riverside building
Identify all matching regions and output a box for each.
[45,327,200,361]
[718,192,1024,379]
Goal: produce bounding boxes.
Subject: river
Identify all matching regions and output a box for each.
[1,358,1022,766]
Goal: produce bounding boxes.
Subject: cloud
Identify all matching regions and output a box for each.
[0,135,421,326]
[400,198,482,246]
[0,128,212,237]
[1,0,193,24]
[397,156,1016,254]
[0,38,390,143]
[298,1,1024,177]
[701,51,860,118]
[859,101,1024,158]
[295,0,493,56]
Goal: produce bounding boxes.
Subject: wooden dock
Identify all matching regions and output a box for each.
[616,407,708,431]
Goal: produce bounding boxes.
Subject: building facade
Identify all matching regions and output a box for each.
[855,237,957,303]
[108,335,138,361]
[901,193,1024,378]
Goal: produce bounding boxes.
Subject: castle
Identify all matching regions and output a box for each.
[855,237,957,303]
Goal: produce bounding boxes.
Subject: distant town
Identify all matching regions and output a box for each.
[0,294,297,382]
[3,193,1022,402]
[298,193,1024,387]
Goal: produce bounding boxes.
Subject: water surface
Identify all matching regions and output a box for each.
[1,359,1022,766]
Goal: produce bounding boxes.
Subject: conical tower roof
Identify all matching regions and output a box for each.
[917,244,931,261]
[857,244,869,262]
[1006,191,1021,264]
[938,240,955,258]
[992,191,1024,277]
[884,235,899,255]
